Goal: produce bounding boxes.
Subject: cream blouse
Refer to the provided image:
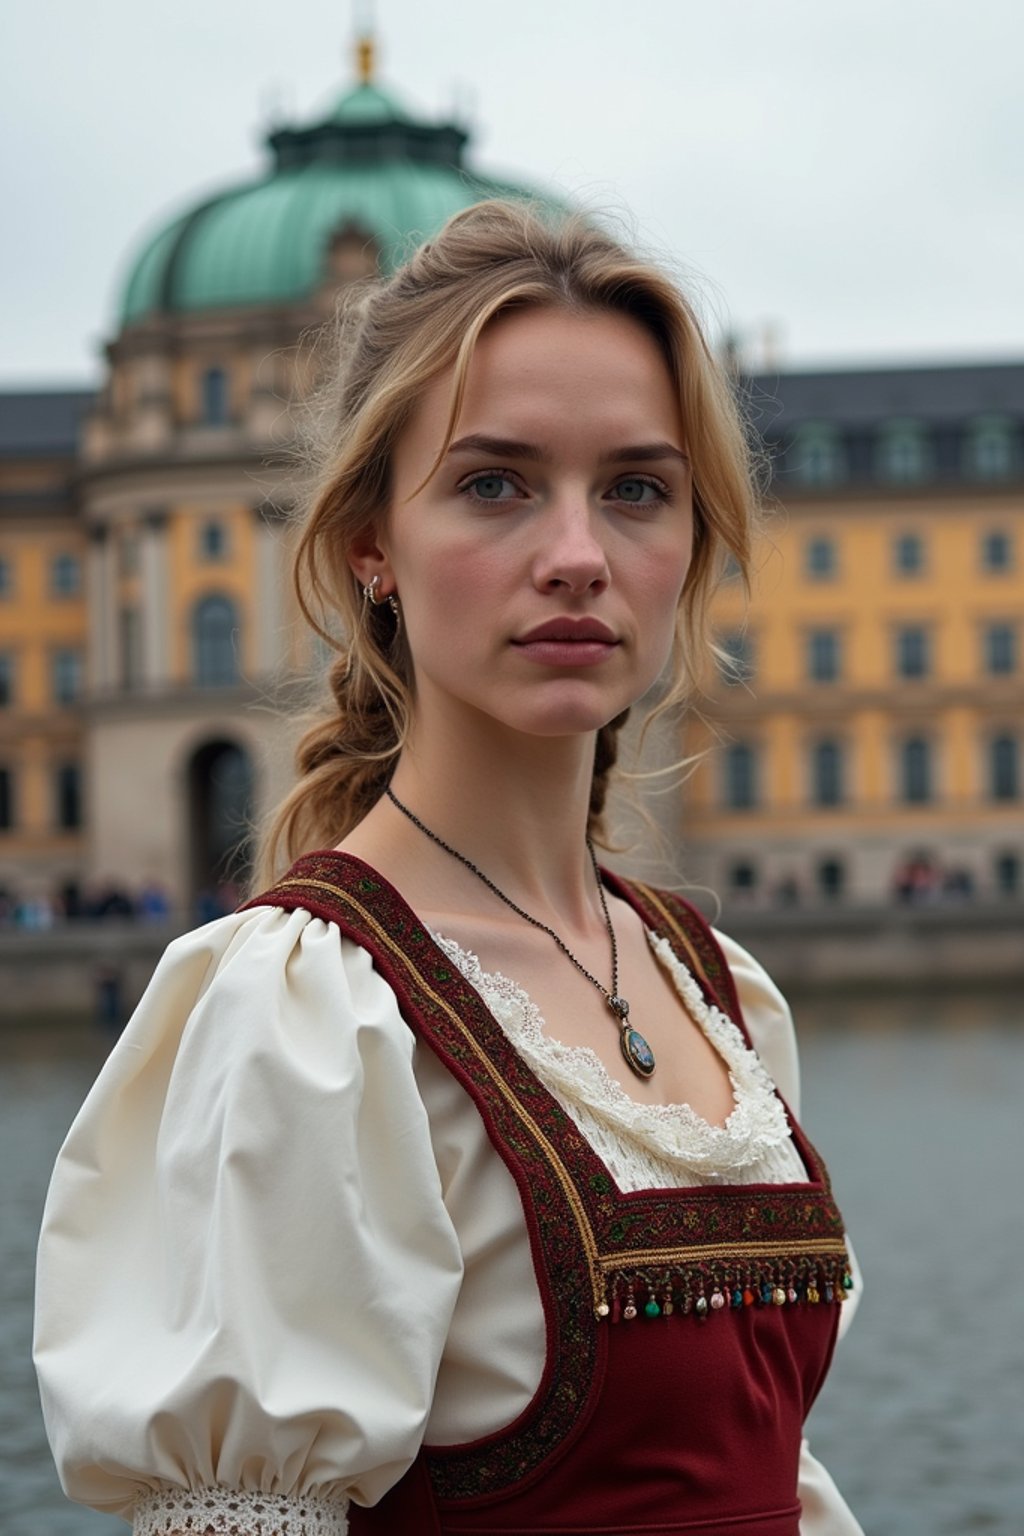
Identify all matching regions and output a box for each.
[34,902,863,1536]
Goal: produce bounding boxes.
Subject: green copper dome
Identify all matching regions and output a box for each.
[119,79,544,325]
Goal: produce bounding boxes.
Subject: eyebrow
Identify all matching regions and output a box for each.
[447,434,689,466]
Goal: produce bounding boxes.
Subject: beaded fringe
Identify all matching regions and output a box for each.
[595,1254,854,1322]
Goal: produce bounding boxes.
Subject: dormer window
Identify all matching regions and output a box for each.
[965,416,1017,482]
[877,420,932,484]
[791,423,846,487]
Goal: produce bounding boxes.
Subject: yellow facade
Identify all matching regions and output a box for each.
[684,480,1024,904]
[0,436,87,897]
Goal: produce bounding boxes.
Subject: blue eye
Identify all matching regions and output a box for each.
[474,475,513,499]
[461,472,522,504]
[612,476,668,506]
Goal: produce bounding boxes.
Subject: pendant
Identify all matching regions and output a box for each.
[609,994,656,1079]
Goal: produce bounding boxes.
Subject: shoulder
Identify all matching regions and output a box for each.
[110,902,416,1106]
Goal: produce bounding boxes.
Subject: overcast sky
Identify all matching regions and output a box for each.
[2,0,1022,386]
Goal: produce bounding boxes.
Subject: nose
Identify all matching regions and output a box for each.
[532,496,611,595]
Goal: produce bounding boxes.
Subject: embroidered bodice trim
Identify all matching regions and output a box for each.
[133,1485,349,1536]
[430,926,803,1189]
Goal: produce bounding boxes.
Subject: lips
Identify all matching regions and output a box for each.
[513,618,618,645]
[510,617,620,669]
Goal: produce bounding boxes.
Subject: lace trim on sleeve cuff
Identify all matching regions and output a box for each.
[133,1485,349,1536]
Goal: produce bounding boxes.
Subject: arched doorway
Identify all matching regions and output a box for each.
[187,739,254,913]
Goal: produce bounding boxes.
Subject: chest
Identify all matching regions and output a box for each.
[428,905,739,1123]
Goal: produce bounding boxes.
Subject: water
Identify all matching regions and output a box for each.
[2,1026,122,1536]
[3,994,1023,1536]
[797,990,1024,1534]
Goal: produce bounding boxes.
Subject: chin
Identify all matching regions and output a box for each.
[501,694,639,740]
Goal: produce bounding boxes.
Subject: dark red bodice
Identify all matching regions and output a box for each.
[244,856,851,1536]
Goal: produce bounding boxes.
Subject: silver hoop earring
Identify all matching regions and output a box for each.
[362,575,402,636]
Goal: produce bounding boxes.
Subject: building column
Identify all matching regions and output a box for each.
[87,525,116,694]
[252,501,289,677]
[141,509,170,689]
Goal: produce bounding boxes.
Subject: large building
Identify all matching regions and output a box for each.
[684,362,1024,906]
[1,48,1022,915]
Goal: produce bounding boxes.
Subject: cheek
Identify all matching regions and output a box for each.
[395,531,516,627]
[643,530,693,607]
[635,532,692,655]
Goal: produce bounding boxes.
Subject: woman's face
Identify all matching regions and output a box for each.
[351,304,694,743]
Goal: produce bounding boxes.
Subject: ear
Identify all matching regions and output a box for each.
[346,533,396,596]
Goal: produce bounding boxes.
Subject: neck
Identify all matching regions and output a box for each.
[381,710,605,928]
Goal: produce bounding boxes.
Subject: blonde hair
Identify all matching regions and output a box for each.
[259,199,759,884]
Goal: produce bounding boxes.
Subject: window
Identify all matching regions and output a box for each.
[792,424,846,487]
[901,737,933,804]
[0,766,12,830]
[981,530,1013,572]
[893,532,924,576]
[0,652,14,708]
[55,763,82,831]
[877,421,932,484]
[52,649,83,705]
[994,850,1020,896]
[724,743,759,810]
[985,623,1016,676]
[0,555,12,599]
[50,551,81,597]
[965,418,1017,482]
[807,628,841,682]
[990,735,1019,801]
[201,366,229,426]
[727,860,759,893]
[120,606,143,690]
[805,536,837,580]
[816,857,846,900]
[811,739,845,807]
[718,630,755,686]
[896,626,930,679]
[193,595,239,686]
[199,520,228,562]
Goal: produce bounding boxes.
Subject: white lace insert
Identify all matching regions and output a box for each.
[133,1485,349,1536]
[431,927,808,1191]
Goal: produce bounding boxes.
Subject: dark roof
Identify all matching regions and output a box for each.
[742,361,1024,435]
[0,391,95,457]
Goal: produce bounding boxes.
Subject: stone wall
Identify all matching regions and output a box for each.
[2,901,1021,1023]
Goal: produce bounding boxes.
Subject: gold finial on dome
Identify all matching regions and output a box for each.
[356,34,374,84]
[353,0,376,84]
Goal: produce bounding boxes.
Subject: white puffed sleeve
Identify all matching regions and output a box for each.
[34,905,465,1534]
[715,930,866,1536]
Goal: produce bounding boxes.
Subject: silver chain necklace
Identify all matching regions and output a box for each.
[385,785,657,1080]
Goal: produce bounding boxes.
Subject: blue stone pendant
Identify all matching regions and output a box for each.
[609,995,656,1079]
[621,1026,657,1078]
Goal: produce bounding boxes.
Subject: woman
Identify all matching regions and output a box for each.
[35,201,863,1535]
